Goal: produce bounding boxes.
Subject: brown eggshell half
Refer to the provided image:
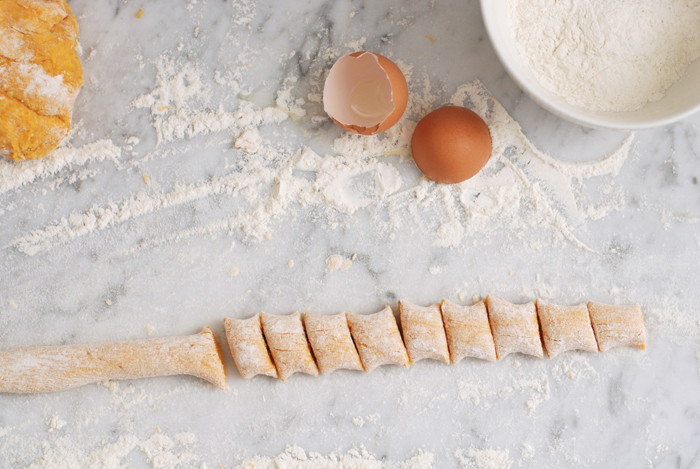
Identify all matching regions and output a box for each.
[323,51,409,136]
[411,106,493,184]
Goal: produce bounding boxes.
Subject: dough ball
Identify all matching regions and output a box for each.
[0,0,83,161]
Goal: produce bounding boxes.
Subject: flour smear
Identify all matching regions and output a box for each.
[23,437,434,469]
[4,50,635,256]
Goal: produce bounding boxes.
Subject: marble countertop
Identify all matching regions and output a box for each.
[2,0,700,467]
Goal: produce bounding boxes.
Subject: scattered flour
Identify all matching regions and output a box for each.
[46,415,66,432]
[509,0,700,111]
[0,139,121,196]
[130,54,286,144]
[26,432,197,469]
[455,447,512,469]
[457,372,550,414]
[520,443,535,459]
[234,128,262,154]
[457,380,485,405]
[352,416,365,427]
[234,445,434,469]
[27,437,434,469]
[6,59,635,256]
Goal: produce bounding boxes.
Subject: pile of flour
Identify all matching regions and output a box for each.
[508,0,700,111]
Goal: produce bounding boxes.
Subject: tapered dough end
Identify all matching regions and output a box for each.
[199,326,228,390]
[346,305,410,373]
[224,315,278,380]
[398,300,450,364]
[587,301,646,352]
[260,312,319,381]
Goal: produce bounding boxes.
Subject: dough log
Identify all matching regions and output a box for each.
[0,0,84,161]
[0,327,227,393]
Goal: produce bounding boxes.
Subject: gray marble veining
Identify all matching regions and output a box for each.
[1,0,700,467]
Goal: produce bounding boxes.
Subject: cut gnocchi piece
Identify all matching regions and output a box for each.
[260,312,319,381]
[441,299,497,363]
[224,314,278,379]
[346,306,410,372]
[587,301,646,352]
[398,300,449,364]
[485,296,544,359]
[535,300,598,358]
[304,312,363,375]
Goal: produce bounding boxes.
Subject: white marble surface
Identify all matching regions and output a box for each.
[2,0,700,467]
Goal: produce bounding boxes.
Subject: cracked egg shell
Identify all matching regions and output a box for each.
[411,106,492,184]
[323,51,408,136]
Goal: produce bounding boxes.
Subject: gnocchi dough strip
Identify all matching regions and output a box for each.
[0,327,226,394]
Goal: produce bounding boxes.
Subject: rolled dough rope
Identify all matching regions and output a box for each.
[0,327,227,394]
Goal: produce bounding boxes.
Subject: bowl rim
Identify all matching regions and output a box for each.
[480,0,700,130]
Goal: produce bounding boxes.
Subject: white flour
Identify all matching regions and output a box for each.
[509,0,700,111]
[5,52,635,256]
[25,435,433,469]
[0,139,120,196]
[455,447,512,469]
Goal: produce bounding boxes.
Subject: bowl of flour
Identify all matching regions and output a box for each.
[481,0,700,130]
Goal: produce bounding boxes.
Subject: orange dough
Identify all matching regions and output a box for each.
[398,300,450,364]
[587,301,646,352]
[535,300,598,358]
[485,296,544,360]
[0,0,83,161]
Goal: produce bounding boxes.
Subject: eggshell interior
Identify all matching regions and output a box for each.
[324,52,397,133]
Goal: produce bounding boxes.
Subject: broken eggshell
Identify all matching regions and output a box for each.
[323,51,408,135]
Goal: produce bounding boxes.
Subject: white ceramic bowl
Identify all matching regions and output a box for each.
[480,0,700,130]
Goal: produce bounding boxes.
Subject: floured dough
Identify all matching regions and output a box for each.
[0,0,83,161]
[398,300,449,364]
[587,301,646,352]
[0,327,226,393]
[536,300,598,358]
[485,296,544,359]
[304,312,363,375]
[224,314,278,379]
[346,306,410,372]
[441,300,497,363]
[260,312,318,381]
